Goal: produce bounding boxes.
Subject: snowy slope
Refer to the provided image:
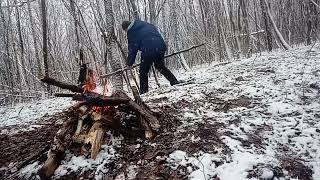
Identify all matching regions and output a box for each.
[4,44,320,179]
[145,44,320,180]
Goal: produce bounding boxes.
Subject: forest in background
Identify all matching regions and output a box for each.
[0,0,319,105]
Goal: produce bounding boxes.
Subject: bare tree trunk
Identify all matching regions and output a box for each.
[41,0,51,94]
[14,0,29,94]
[5,0,23,102]
[149,0,156,24]
[306,0,313,45]
[104,0,123,90]
[228,0,242,58]
[0,7,14,103]
[239,0,251,57]
[170,0,190,70]
[130,0,140,20]
[69,0,82,65]
[27,0,42,77]
[253,0,262,54]
[263,0,291,50]
[260,0,273,51]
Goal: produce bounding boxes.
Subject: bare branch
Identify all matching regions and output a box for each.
[310,0,320,10]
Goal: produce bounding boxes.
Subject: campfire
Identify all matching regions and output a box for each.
[38,67,160,179]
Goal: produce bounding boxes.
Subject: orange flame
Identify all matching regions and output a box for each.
[82,69,111,113]
[83,69,97,93]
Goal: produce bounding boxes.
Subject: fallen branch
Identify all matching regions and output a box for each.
[100,43,205,78]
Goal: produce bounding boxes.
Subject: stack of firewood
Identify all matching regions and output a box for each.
[38,77,160,179]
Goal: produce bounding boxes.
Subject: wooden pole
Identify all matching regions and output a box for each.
[100,43,205,79]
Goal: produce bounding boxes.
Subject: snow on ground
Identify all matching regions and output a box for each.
[0,98,73,128]
[53,132,123,180]
[145,44,320,180]
[3,44,320,179]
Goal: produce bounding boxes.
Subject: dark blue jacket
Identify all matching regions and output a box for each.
[127,20,167,66]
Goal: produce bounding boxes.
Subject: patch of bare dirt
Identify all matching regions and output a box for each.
[280,158,313,180]
[0,110,76,179]
[210,95,253,112]
[246,164,284,179]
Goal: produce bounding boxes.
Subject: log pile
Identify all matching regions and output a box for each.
[38,76,160,179]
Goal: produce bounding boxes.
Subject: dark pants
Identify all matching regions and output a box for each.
[140,51,178,94]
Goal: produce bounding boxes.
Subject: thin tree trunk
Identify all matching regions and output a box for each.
[14,0,29,93]
[41,0,51,94]
[253,0,262,54]
[69,0,82,65]
[0,6,14,103]
[263,0,291,50]
[130,0,140,20]
[239,0,251,57]
[306,0,313,45]
[104,0,123,90]
[27,0,42,77]
[228,0,242,58]
[260,0,273,51]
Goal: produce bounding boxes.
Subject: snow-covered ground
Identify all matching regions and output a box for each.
[0,98,73,128]
[146,44,320,180]
[2,44,320,180]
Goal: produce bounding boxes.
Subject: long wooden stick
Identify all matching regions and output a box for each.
[100,43,205,79]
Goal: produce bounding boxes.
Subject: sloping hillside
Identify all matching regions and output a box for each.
[1,44,320,180]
